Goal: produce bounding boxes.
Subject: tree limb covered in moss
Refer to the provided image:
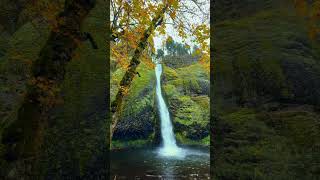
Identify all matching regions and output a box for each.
[1,0,96,177]
[110,4,169,140]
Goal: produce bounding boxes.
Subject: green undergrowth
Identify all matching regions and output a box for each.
[111,133,155,149]
[176,132,210,146]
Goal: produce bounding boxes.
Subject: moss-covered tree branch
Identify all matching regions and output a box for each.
[110,4,169,140]
[1,0,96,177]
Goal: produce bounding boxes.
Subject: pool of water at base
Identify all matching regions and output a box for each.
[110,147,210,180]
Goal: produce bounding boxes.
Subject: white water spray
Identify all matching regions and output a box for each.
[155,63,184,157]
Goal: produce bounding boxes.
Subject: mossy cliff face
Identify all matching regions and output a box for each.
[214,2,320,107]
[110,55,210,149]
[213,0,320,179]
[111,62,158,149]
[162,57,210,146]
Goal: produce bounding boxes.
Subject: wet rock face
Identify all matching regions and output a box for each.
[186,123,210,140]
[113,106,155,140]
[174,122,209,140]
[111,62,157,148]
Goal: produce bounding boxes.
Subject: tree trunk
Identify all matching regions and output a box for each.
[1,0,96,178]
[110,4,169,141]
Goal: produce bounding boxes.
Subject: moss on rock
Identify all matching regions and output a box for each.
[162,62,210,146]
[111,62,158,149]
[213,1,320,178]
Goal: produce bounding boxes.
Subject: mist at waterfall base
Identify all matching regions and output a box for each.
[155,63,184,158]
[110,63,209,179]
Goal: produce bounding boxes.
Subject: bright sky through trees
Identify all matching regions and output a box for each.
[153,0,210,54]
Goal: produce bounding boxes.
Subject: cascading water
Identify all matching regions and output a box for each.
[155,63,184,157]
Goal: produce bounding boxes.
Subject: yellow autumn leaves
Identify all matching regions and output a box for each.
[111,0,210,71]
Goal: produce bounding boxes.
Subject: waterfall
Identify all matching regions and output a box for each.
[155,63,183,157]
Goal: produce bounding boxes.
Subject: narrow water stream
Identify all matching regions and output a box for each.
[155,63,184,157]
[111,63,210,179]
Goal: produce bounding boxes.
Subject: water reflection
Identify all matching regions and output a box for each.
[110,147,210,179]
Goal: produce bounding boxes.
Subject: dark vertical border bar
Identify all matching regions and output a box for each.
[106,0,111,179]
[210,0,215,178]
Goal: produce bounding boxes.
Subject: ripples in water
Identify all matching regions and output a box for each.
[110,147,210,179]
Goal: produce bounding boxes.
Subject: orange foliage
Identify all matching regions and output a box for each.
[111,0,210,72]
